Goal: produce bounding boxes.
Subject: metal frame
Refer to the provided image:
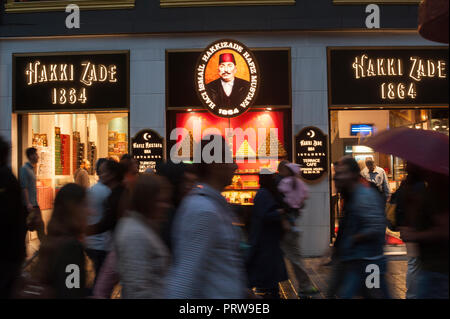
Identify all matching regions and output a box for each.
[5,0,135,13]
[12,50,130,113]
[160,0,295,8]
[326,46,449,109]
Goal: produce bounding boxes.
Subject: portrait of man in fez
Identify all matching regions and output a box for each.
[206,52,250,109]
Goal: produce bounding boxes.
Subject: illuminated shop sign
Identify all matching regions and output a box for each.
[328,47,448,107]
[195,39,260,118]
[295,127,328,181]
[131,129,164,173]
[13,51,129,112]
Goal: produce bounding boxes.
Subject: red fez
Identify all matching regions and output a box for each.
[219,53,236,65]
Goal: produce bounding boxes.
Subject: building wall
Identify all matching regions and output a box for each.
[0,31,437,256]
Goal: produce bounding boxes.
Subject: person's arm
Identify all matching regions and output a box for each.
[19,168,33,211]
[165,209,218,299]
[381,169,391,200]
[81,170,90,189]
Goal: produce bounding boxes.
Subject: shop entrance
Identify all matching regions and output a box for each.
[328,108,449,243]
[18,112,129,252]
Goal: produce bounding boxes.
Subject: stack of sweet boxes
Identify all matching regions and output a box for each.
[60,134,71,175]
[55,129,62,175]
[73,132,80,174]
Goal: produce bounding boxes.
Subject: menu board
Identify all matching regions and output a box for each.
[131,129,164,173]
[295,126,328,181]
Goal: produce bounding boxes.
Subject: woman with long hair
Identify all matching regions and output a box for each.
[114,173,172,298]
[33,183,90,298]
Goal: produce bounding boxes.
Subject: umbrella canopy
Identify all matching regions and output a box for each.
[363,127,449,176]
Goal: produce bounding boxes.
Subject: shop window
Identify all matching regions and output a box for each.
[19,112,129,215]
[4,0,135,13]
[160,0,295,8]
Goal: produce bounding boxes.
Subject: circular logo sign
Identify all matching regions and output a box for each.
[195,39,260,118]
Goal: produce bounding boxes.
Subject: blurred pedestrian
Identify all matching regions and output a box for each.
[74,159,91,189]
[399,170,449,299]
[156,161,197,251]
[19,147,45,242]
[115,174,172,298]
[165,135,247,298]
[32,183,90,298]
[246,168,288,299]
[85,158,110,285]
[0,136,27,298]
[87,159,126,298]
[361,158,390,202]
[276,161,318,297]
[328,156,390,299]
[388,162,426,299]
[86,159,126,236]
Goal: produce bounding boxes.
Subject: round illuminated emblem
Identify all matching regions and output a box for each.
[195,39,260,118]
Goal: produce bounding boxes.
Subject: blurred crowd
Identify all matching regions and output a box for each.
[0,134,448,299]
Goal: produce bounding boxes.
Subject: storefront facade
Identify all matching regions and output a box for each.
[2,31,445,255]
[1,0,446,257]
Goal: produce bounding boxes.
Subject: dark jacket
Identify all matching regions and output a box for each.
[206,77,250,109]
[335,183,386,261]
[246,188,288,288]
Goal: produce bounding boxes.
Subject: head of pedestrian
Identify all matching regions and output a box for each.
[156,161,198,207]
[259,167,278,195]
[120,154,139,188]
[99,159,126,189]
[95,158,108,182]
[46,183,90,241]
[365,157,375,173]
[277,160,291,177]
[334,156,361,194]
[0,136,10,167]
[80,159,90,171]
[26,147,39,165]
[130,173,172,229]
[194,134,237,191]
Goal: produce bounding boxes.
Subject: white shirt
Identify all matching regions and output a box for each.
[85,181,112,251]
[221,79,234,97]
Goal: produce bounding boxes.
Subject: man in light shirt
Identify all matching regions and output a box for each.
[206,53,250,110]
[361,158,390,202]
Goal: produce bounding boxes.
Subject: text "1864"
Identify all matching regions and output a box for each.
[52,88,87,105]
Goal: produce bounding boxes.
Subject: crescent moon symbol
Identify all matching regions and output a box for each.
[143,133,150,141]
[308,130,315,138]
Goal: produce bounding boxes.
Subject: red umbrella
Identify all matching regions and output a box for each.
[363,127,449,176]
